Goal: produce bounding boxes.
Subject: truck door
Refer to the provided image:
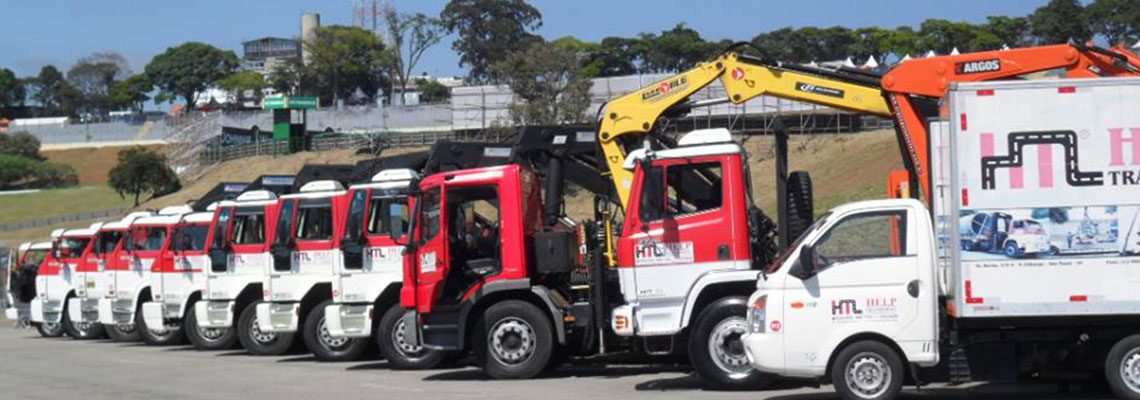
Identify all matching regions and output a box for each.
[779,207,922,372]
[412,187,446,313]
[207,207,233,287]
[620,156,739,333]
[360,189,409,275]
[293,197,338,273]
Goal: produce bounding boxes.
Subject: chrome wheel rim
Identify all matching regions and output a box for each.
[317,317,349,349]
[846,352,892,399]
[391,317,426,359]
[708,316,752,379]
[489,317,535,365]
[1121,348,1140,394]
[249,316,276,344]
[198,325,228,342]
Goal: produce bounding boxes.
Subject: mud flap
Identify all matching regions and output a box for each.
[141,302,167,333]
[325,304,372,338]
[257,302,299,332]
[401,310,419,346]
[196,301,234,329]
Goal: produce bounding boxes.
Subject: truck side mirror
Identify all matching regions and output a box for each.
[792,245,818,280]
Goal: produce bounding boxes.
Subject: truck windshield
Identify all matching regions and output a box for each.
[368,195,409,239]
[92,231,123,255]
[20,250,48,268]
[173,225,210,251]
[129,227,168,252]
[296,200,334,240]
[764,212,831,275]
[57,237,91,259]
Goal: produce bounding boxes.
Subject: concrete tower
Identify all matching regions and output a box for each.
[301,12,320,65]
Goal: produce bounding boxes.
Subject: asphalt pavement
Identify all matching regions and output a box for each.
[0,321,1115,400]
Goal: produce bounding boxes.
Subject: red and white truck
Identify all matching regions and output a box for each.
[193,189,291,355]
[743,77,1140,400]
[255,180,372,360]
[324,169,447,368]
[5,241,51,332]
[99,206,193,345]
[67,213,149,340]
[141,208,234,350]
[32,225,105,339]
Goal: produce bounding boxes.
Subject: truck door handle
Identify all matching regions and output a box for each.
[907,280,920,298]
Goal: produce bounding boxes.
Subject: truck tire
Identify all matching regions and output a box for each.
[137,302,185,346]
[106,323,141,342]
[475,300,554,379]
[1003,241,1022,259]
[303,300,369,362]
[238,300,293,356]
[786,171,814,241]
[689,297,770,389]
[61,298,105,340]
[1105,334,1140,400]
[35,322,64,338]
[830,340,904,400]
[185,302,237,351]
[377,302,446,369]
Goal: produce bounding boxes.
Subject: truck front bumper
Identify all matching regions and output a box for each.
[195,300,236,329]
[742,332,789,376]
[325,304,373,338]
[256,301,299,333]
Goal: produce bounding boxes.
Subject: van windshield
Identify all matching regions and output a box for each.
[764,212,831,275]
[92,231,124,255]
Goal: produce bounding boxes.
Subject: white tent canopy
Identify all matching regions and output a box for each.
[843,57,856,68]
[1133,38,1140,49]
[925,50,937,58]
[950,47,961,55]
[900,54,913,63]
[863,55,879,69]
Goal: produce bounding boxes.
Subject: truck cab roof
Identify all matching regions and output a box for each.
[350,168,418,191]
[281,180,346,200]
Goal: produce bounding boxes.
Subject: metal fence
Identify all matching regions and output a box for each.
[0,208,127,233]
[197,130,516,165]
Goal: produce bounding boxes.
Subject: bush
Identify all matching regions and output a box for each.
[0,154,41,188]
[0,131,43,160]
[0,155,75,189]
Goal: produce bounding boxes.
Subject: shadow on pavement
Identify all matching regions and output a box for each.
[634,375,812,393]
[423,363,691,382]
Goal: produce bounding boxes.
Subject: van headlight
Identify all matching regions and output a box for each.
[748,294,767,333]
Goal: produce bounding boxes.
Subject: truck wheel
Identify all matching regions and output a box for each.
[106,323,141,342]
[377,303,446,369]
[475,300,554,379]
[1105,334,1140,400]
[1003,241,1022,258]
[303,300,369,362]
[61,299,105,340]
[689,297,770,389]
[185,302,237,351]
[137,304,185,346]
[237,300,294,356]
[831,340,904,400]
[35,322,64,338]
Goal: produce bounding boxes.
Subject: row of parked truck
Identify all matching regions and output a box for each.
[8,42,1140,400]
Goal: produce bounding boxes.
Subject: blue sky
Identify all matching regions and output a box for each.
[0,0,1053,79]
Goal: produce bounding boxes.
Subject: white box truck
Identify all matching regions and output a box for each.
[743,77,1140,400]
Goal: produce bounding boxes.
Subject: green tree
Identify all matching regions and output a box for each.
[267,57,310,96]
[0,68,25,109]
[918,19,980,54]
[305,25,389,106]
[67,52,130,117]
[0,154,42,189]
[144,42,239,110]
[491,41,592,126]
[0,131,43,160]
[382,6,445,99]
[440,0,543,84]
[217,70,266,108]
[1086,0,1140,46]
[107,146,181,206]
[109,74,153,112]
[640,24,721,73]
[415,78,451,103]
[1030,0,1091,44]
[982,16,1033,48]
[29,65,72,113]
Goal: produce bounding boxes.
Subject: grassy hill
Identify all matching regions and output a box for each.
[1,130,903,246]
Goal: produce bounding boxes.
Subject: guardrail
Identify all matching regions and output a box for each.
[0,209,128,233]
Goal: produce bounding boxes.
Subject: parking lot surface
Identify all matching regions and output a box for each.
[0,322,1114,400]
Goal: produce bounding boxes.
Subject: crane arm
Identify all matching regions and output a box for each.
[598,53,889,207]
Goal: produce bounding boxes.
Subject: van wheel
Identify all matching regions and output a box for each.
[237,300,293,356]
[303,300,368,361]
[62,299,105,340]
[377,303,446,369]
[185,302,237,350]
[137,304,185,345]
[106,323,141,342]
[475,300,553,379]
[1003,241,1022,258]
[35,322,64,338]
[689,297,770,390]
[831,340,904,400]
[1106,334,1140,400]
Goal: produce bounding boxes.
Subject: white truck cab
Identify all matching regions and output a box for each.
[256,180,371,361]
[34,225,106,339]
[5,241,51,326]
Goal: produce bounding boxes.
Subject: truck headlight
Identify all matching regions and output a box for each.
[748,295,767,333]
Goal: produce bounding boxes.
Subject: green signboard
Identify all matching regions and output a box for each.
[262,96,319,110]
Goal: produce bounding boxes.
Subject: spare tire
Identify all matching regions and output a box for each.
[785,171,814,242]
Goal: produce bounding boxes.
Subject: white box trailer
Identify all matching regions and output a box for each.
[743,76,1140,400]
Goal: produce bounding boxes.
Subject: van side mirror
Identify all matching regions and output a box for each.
[792,245,818,280]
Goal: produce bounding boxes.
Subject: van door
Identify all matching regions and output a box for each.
[780,207,922,372]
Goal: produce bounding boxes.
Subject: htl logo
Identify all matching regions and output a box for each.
[832,299,863,316]
[979,128,1140,190]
